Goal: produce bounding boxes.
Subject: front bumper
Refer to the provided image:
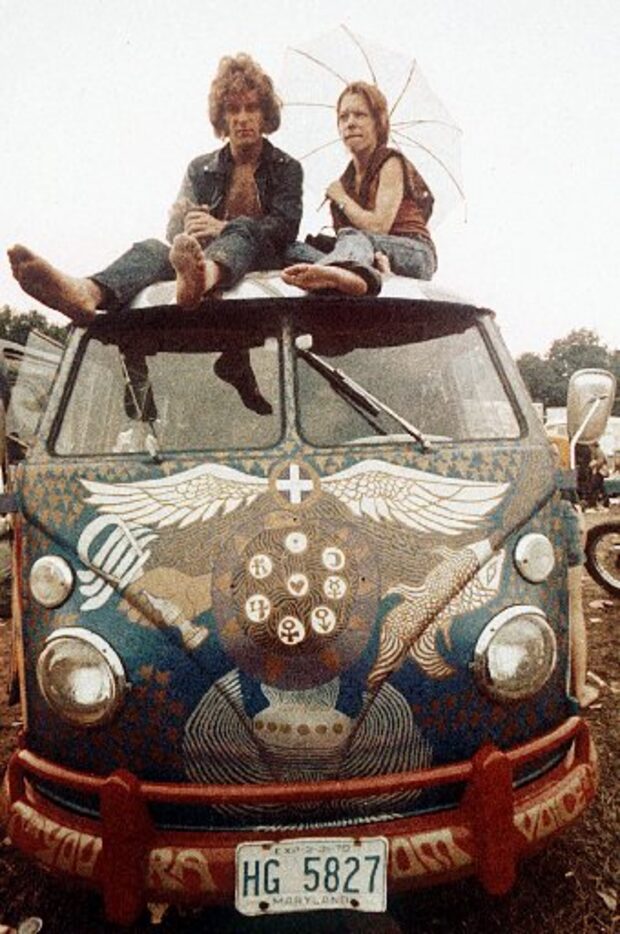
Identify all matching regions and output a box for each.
[1,717,597,925]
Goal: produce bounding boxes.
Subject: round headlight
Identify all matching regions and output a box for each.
[30,556,74,608]
[473,606,557,702]
[514,533,555,583]
[36,628,127,726]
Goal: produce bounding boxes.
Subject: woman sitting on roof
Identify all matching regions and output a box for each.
[281,81,437,296]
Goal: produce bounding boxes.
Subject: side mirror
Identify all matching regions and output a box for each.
[567,368,616,444]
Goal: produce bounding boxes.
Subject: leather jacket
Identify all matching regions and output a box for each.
[166,139,303,250]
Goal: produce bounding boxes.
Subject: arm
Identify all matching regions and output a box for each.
[328,157,404,234]
[166,172,196,243]
[252,158,303,251]
[166,172,226,244]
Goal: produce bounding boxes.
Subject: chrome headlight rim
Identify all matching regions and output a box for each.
[513,533,555,583]
[29,555,74,608]
[36,627,127,727]
[473,605,557,703]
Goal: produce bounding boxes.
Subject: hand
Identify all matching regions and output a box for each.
[326,180,347,204]
[183,208,225,243]
[168,196,199,235]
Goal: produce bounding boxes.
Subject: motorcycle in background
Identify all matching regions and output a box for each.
[585,478,620,596]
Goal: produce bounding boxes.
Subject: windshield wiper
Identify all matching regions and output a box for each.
[297,347,431,450]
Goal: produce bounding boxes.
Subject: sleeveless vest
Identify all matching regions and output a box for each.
[331,146,434,245]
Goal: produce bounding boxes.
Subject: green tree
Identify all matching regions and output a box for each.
[515,351,550,403]
[548,329,609,380]
[0,305,69,347]
[518,329,619,414]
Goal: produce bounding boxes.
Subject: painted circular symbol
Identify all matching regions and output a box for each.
[277,616,306,646]
[287,573,309,597]
[322,546,346,571]
[245,594,271,623]
[323,575,348,601]
[212,513,380,689]
[248,553,273,580]
[311,605,337,635]
[284,531,308,554]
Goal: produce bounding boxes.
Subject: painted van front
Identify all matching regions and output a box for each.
[1,276,600,923]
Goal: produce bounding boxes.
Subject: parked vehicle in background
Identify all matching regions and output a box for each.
[543,373,619,596]
[0,335,64,619]
[585,492,620,596]
[0,275,614,925]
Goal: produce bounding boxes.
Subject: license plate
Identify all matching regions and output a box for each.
[235,836,387,916]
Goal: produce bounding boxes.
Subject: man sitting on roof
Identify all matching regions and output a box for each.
[8,53,303,322]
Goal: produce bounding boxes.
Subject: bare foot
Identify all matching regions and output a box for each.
[170,234,221,308]
[374,251,391,275]
[281,263,368,296]
[7,244,101,324]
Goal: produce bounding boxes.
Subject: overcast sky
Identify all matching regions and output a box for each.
[1,0,618,357]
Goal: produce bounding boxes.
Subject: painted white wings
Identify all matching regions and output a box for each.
[409,549,506,678]
[81,462,268,530]
[321,459,509,536]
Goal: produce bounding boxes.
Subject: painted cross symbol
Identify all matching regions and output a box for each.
[275,464,314,505]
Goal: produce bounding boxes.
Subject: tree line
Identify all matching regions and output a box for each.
[516,329,620,416]
[0,305,69,347]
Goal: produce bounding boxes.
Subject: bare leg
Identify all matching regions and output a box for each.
[568,565,599,708]
[7,244,103,324]
[170,234,222,308]
[281,263,368,296]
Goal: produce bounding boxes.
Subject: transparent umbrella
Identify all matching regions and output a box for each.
[278,24,464,230]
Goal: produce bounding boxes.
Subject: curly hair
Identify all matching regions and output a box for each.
[209,53,281,138]
[336,81,390,147]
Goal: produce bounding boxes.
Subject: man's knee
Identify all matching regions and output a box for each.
[133,238,171,260]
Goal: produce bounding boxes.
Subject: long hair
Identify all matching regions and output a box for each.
[209,53,281,138]
[336,81,390,147]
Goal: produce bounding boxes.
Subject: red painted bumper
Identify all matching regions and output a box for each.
[1,717,597,925]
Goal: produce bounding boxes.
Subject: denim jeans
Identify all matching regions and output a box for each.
[92,218,282,310]
[285,227,437,295]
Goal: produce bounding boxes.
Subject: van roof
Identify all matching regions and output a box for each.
[129,271,483,311]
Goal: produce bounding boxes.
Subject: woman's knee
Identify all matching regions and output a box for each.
[391,244,436,281]
[337,227,369,242]
[284,241,324,265]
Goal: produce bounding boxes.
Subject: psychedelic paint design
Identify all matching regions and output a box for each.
[70,457,511,803]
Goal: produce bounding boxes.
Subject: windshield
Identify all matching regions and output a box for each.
[52,301,521,456]
[54,320,281,456]
[294,306,520,445]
